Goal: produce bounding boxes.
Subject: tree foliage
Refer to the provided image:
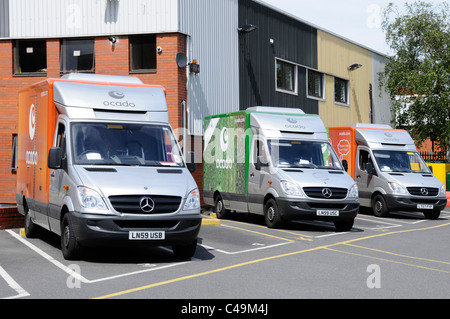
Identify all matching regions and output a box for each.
[379,1,449,152]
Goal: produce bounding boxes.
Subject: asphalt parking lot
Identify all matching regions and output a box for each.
[1,206,450,301]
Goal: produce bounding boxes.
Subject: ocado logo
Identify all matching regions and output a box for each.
[220,127,229,152]
[29,104,36,140]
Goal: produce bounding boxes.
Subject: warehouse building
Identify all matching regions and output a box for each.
[0,0,391,227]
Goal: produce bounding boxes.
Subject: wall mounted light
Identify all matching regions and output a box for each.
[238,24,258,33]
[348,63,362,71]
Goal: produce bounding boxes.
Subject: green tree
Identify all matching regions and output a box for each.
[379,1,449,155]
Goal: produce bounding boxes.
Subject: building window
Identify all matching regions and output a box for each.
[307,69,324,99]
[276,59,297,94]
[334,77,349,105]
[60,38,95,73]
[10,134,17,173]
[130,35,157,73]
[14,40,47,75]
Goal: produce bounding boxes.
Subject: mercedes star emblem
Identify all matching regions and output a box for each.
[322,188,332,198]
[140,196,155,213]
[420,188,428,196]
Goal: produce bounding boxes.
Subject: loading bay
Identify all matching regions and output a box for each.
[1,207,450,301]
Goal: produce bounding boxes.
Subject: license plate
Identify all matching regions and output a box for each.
[317,210,339,216]
[129,231,165,240]
[417,204,433,210]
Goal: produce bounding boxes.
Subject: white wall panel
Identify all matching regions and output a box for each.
[7,0,179,38]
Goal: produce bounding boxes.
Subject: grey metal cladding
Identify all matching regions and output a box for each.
[238,0,318,114]
[0,0,9,38]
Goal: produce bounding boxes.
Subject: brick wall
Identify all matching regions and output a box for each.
[0,207,23,230]
[0,33,205,222]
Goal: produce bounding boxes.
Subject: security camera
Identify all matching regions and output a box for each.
[157,47,163,53]
[108,36,117,44]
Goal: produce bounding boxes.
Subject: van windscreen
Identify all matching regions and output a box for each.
[71,122,184,167]
[373,150,430,173]
[267,139,343,170]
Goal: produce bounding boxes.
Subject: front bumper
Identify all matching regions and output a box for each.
[277,198,360,222]
[69,211,202,247]
[384,195,447,212]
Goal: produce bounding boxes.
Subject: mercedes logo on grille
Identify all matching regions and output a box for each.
[322,188,332,198]
[420,188,429,196]
[140,196,155,213]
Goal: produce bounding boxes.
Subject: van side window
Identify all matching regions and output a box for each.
[253,139,268,165]
[359,150,372,172]
[56,124,67,161]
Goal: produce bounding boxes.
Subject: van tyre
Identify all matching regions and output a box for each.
[372,195,389,217]
[24,203,40,238]
[423,210,440,219]
[334,219,354,232]
[173,239,197,259]
[264,198,284,228]
[61,214,82,260]
[214,194,228,219]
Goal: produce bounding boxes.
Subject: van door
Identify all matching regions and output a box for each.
[248,137,269,214]
[356,146,376,207]
[48,122,67,234]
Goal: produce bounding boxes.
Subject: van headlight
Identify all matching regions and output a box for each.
[348,183,359,200]
[280,181,304,197]
[78,186,108,210]
[184,188,200,210]
[439,185,446,196]
[388,182,407,194]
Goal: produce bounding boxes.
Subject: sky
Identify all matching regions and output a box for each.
[261,0,445,55]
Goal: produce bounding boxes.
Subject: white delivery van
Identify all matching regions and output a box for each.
[203,107,359,231]
[329,124,447,218]
[16,74,201,260]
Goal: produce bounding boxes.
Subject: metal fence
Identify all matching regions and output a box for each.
[419,151,449,163]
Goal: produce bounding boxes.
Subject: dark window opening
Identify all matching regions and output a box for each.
[60,38,95,73]
[308,70,324,99]
[14,40,47,75]
[334,77,349,104]
[130,35,157,72]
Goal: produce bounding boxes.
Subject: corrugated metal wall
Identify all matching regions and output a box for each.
[179,0,240,135]
[4,0,179,39]
[238,0,319,114]
[372,52,392,125]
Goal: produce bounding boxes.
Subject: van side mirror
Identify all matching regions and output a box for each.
[428,165,433,173]
[342,159,348,172]
[255,156,269,171]
[366,162,376,175]
[48,147,62,169]
[186,152,196,173]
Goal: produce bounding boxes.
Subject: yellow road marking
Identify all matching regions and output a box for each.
[325,247,450,274]
[344,243,450,266]
[93,222,450,299]
[220,224,295,242]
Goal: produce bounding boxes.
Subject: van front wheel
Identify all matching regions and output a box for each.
[372,195,389,217]
[61,214,81,260]
[264,198,284,228]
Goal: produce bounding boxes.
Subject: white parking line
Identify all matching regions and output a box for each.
[6,229,190,284]
[0,266,30,299]
[200,242,292,255]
